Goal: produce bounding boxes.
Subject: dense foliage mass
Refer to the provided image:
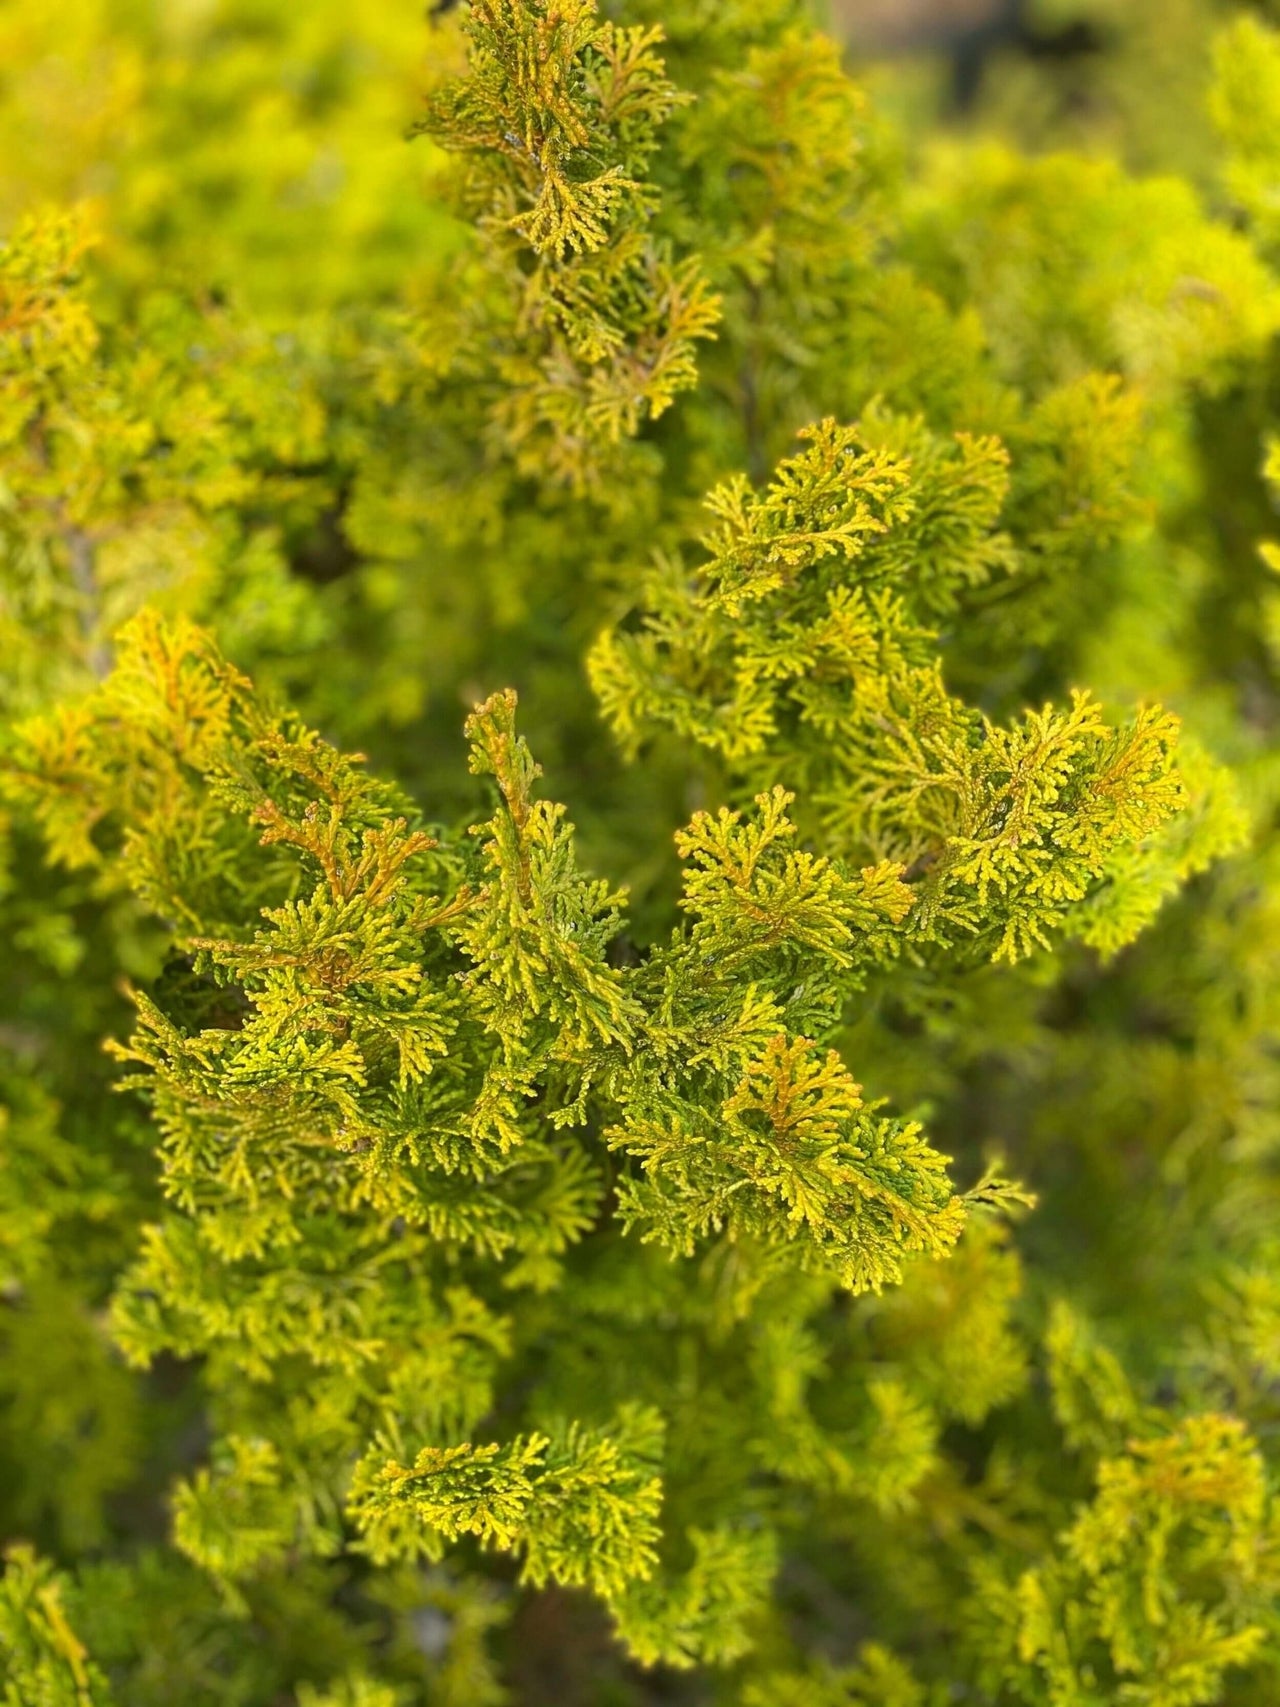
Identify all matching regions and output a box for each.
[4,1,1280,1702]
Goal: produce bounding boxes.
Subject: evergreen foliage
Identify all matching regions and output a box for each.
[3,1,1280,1703]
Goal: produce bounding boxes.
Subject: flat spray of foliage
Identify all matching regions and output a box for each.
[2,1,1280,1704]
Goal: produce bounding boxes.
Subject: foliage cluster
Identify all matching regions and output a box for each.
[4,2,1280,1704]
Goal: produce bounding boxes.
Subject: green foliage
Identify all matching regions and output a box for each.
[1211,15,1280,252]
[591,414,1198,963]
[418,0,719,486]
[0,208,331,717]
[351,1406,664,1598]
[4,1,1280,1704]
[0,1546,111,1707]
[971,1416,1280,1707]
[611,1025,966,1290]
[740,1644,927,1707]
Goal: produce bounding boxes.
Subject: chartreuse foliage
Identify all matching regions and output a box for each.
[971,1413,1280,1707]
[591,414,1222,963]
[0,203,332,717]
[418,0,719,485]
[4,614,1003,1647]
[0,1544,111,1706]
[4,1,1280,1705]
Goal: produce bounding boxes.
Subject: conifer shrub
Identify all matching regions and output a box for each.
[3,2,1280,1703]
